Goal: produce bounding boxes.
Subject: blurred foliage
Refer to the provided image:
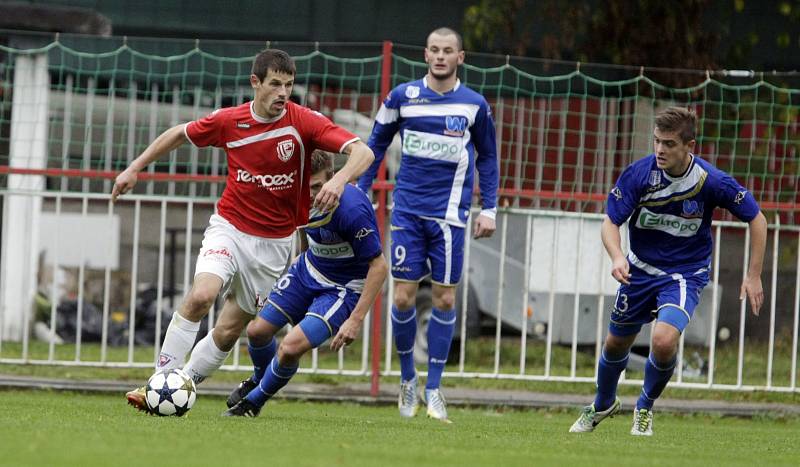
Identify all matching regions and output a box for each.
[463,0,800,74]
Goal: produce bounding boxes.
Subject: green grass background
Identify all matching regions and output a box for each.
[0,390,797,467]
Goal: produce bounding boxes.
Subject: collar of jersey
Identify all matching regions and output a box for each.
[305,204,338,228]
[422,76,461,94]
[249,101,287,123]
[662,154,696,182]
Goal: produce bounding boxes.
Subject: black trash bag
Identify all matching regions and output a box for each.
[132,286,211,346]
[54,300,104,343]
[132,287,175,346]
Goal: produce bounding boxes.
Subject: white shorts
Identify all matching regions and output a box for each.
[195,214,293,315]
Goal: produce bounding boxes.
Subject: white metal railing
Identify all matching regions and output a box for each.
[1,189,799,393]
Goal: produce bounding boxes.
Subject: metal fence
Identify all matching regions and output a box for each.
[2,190,798,393]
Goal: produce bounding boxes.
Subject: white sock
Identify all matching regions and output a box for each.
[156,312,201,371]
[183,329,230,385]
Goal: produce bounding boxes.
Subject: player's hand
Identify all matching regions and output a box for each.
[610,256,631,285]
[473,214,496,239]
[111,167,139,203]
[330,316,363,351]
[740,274,763,316]
[314,178,344,212]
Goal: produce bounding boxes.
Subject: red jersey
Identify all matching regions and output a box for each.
[184,101,359,238]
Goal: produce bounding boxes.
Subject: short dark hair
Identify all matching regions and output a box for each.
[655,106,697,143]
[311,150,334,179]
[251,49,295,82]
[428,27,463,51]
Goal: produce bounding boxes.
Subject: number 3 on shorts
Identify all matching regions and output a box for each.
[394,245,406,266]
[614,290,629,313]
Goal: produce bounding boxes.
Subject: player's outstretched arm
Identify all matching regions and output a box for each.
[740,211,767,316]
[315,140,375,212]
[601,215,631,285]
[330,253,388,351]
[111,124,188,202]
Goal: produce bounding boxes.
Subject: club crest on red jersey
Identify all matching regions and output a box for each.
[277,139,295,162]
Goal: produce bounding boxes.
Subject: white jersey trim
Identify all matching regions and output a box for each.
[419,215,466,228]
[445,128,471,225]
[640,159,707,202]
[400,103,479,124]
[304,254,364,293]
[423,76,461,92]
[627,250,667,276]
[479,208,497,221]
[183,123,199,147]
[375,104,399,124]
[225,126,305,154]
[249,101,287,123]
[338,137,361,154]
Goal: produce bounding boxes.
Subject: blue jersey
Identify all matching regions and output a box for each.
[607,154,760,276]
[303,184,383,290]
[357,77,498,227]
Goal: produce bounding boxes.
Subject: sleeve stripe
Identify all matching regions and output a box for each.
[375,104,399,124]
[339,137,361,154]
[183,122,199,147]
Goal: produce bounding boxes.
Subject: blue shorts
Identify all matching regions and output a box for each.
[609,266,709,337]
[390,210,465,285]
[258,256,360,347]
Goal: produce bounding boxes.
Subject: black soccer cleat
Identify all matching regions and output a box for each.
[226,378,258,408]
[222,398,262,417]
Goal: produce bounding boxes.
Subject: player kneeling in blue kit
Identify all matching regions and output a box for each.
[569,107,766,436]
[224,150,388,417]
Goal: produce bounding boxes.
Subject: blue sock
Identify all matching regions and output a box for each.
[245,356,298,408]
[637,353,677,410]
[248,338,277,383]
[391,306,417,382]
[426,307,456,390]
[593,347,630,411]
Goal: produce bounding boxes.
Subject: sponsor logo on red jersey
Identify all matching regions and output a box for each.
[236,169,297,190]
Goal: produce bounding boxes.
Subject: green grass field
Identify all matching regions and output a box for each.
[0,390,797,467]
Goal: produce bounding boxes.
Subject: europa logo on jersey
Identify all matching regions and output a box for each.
[236,169,296,190]
[308,239,355,259]
[636,207,702,237]
[402,130,463,162]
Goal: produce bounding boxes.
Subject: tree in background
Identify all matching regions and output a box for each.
[463,0,800,74]
[463,0,535,57]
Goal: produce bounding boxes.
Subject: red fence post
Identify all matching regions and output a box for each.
[370,40,393,398]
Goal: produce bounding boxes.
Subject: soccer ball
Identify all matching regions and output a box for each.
[145,368,197,416]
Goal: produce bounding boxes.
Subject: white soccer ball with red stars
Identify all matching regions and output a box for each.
[145,368,196,416]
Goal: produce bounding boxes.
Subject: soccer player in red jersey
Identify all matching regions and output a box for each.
[111,49,374,411]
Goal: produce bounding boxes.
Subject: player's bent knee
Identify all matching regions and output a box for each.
[277,339,305,362]
[393,291,416,311]
[432,285,456,310]
[246,319,274,346]
[604,333,635,354]
[432,294,455,310]
[651,331,678,360]
[183,289,217,319]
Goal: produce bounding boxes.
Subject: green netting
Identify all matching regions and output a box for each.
[1,38,798,221]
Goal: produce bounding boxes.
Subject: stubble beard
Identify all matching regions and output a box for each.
[429,65,456,82]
